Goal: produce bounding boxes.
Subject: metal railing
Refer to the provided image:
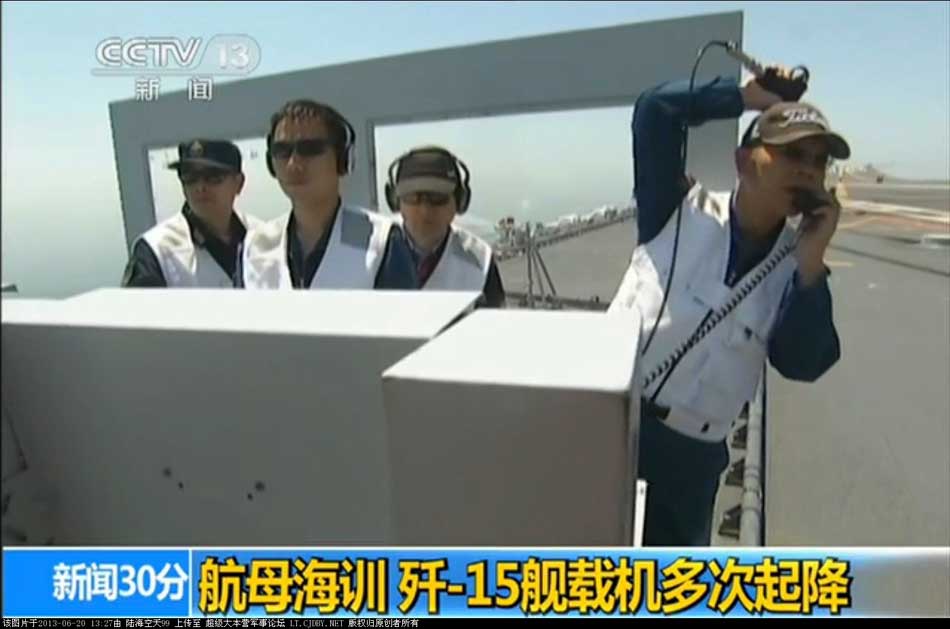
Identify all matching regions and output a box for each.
[494,211,635,262]
[739,367,767,545]
[505,291,609,311]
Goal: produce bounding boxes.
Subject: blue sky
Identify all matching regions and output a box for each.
[2,1,948,296]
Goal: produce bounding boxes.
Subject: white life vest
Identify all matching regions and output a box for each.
[138,210,260,288]
[400,221,493,292]
[241,204,393,289]
[609,183,798,442]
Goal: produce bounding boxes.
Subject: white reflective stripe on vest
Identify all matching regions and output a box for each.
[420,224,492,292]
[139,211,257,288]
[241,205,393,289]
[608,183,798,441]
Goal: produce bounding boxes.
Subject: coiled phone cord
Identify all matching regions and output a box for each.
[643,234,799,400]
[638,40,731,358]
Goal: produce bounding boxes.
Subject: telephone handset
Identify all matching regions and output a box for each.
[791,187,827,217]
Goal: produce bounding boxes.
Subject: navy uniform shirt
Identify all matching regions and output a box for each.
[121,204,247,288]
[632,76,841,382]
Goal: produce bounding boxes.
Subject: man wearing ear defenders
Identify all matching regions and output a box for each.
[385,146,505,308]
[609,68,848,546]
[239,100,416,289]
[122,139,260,288]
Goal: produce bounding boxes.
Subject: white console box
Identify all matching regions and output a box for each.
[382,309,643,546]
[1,289,479,545]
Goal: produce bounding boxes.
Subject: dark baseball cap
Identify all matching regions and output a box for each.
[394,148,460,197]
[742,102,850,159]
[168,139,242,173]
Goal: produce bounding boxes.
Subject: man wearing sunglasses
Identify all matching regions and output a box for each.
[240,100,415,290]
[385,146,505,308]
[122,139,258,288]
[608,68,849,546]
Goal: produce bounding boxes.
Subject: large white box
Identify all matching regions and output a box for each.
[382,309,643,546]
[1,289,479,546]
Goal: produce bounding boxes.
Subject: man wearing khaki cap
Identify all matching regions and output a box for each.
[609,69,850,546]
[385,146,505,308]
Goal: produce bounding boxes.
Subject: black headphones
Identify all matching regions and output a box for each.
[384,146,471,215]
[265,101,356,177]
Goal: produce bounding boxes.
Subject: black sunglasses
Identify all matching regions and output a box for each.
[179,170,230,185]
[270,138,333,160]
[399,191,452,206]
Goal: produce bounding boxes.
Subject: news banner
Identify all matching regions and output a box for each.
[3,548,948,620]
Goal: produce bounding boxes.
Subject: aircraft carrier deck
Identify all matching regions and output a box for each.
[497,181,950,559]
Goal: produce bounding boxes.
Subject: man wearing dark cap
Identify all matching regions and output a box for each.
[122,139,259,288]
[385,146,505,308]
[609,69,849,546]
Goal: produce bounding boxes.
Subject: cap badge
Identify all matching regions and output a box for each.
[779,108,828,129]
[190,141,204,156]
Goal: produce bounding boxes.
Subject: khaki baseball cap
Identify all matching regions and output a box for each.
[741,102,851,159]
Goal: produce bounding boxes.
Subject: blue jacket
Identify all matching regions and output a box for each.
[632,76,840,382]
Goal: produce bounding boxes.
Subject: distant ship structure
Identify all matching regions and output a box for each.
[493,203,636,260]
